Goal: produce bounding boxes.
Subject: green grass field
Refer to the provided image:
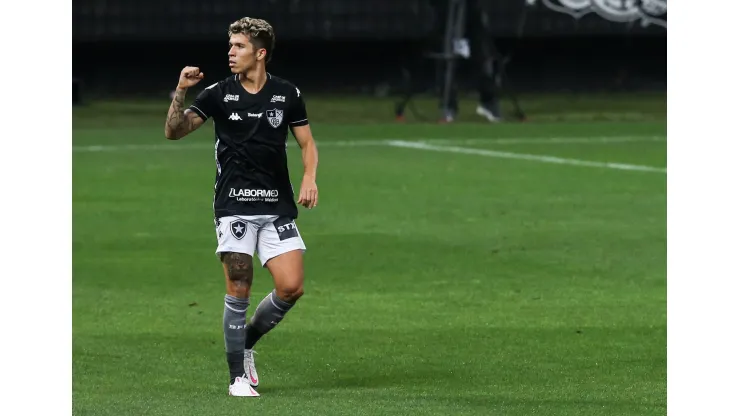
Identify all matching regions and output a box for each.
[73,94,667,415]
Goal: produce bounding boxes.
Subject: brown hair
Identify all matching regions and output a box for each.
[228,17,275,63]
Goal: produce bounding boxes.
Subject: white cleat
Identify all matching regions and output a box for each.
[476,105,502,123]
[244,349,259,388]
[229,376,260,397]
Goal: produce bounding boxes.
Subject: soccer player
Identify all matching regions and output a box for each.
[163,17,319,397]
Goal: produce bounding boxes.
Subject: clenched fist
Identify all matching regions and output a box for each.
[177,66,205,89]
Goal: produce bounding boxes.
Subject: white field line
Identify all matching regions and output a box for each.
[72,135,665,153]
[385,140,666,173]
[436,135,666,145]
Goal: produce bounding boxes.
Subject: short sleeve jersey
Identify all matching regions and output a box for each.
[187,73,308,220]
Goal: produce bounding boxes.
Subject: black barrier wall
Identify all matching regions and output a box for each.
[73,0,666,96]
[73,0,667,40]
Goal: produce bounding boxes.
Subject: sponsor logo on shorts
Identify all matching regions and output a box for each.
[274,217,299,241]
[276,222,296,234]
[228,188,279,203]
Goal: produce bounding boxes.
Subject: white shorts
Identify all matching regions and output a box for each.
[215,215,306,267]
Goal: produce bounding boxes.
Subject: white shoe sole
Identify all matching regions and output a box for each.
[229,385,260,397]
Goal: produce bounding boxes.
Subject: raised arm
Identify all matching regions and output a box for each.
[165,67,207,140]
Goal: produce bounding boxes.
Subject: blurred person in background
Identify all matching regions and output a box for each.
[432,0,503,122]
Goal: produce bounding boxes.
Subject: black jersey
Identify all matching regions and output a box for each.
[187,73,308,220]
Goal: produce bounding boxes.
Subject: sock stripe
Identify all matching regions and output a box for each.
[269,292,288,312]
[224,303,248,313]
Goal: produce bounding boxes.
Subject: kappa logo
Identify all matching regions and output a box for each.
[228,113,242,121]
[270,95,286,102]
[224,94,240,102]
[266,109,283,128]
[534,0,667,28]
[216,219,223,239]
[230,220,247,240]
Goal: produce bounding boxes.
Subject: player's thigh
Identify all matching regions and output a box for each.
[256,217,306,296]
[215,216,259,285]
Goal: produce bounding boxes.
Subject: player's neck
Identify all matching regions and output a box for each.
[239,68,268,94]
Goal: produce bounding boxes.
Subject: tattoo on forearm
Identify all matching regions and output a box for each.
[165,89,193,137]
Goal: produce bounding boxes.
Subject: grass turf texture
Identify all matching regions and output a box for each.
[73,94,666,415]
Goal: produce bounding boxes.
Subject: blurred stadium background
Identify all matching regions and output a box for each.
[73,1,667,415]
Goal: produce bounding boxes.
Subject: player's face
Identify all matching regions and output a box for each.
[228,34,264,73]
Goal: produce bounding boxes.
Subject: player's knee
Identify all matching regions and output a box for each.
[276,284,303,303]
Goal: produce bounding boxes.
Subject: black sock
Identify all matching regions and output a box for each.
[244,325,266,350]
[227,352,244,384]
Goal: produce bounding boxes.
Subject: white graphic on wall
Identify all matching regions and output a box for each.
[530,0,667,28]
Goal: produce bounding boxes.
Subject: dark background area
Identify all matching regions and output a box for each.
[73,0,666,99]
